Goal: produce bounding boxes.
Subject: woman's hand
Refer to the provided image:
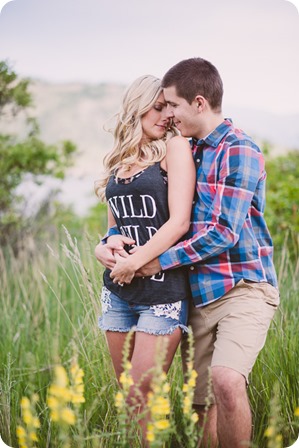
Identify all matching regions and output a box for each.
[94,235,135,270]
[110,252,137,285]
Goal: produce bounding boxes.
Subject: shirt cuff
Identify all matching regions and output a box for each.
[159,248,180,270]
[101,226,121,244]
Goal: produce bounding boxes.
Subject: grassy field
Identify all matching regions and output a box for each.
[0,227,298,447]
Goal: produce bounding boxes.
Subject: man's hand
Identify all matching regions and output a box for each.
[136,257,162,277]
[94,235,135,270]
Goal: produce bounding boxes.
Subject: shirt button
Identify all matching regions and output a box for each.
[190,266,195,271]
[196,158,200,163]
[192,200,195,204]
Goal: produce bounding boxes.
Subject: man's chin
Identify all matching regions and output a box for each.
[177,128,188,137]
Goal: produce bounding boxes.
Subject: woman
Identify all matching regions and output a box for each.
[94,75,195,444]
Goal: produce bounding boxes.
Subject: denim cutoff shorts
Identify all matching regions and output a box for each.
[99,286,189,335]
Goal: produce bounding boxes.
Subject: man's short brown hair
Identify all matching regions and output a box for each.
[162,57,223,112]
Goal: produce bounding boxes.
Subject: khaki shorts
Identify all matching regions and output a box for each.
[181,280,280,405]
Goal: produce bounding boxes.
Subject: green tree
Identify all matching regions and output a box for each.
[0,61,76,248]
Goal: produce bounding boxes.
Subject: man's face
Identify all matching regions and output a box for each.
[163,86,199,138]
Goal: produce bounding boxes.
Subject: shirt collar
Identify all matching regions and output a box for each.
[192,118,233,148]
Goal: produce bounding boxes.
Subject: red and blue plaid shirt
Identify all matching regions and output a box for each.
[159,119,278,307]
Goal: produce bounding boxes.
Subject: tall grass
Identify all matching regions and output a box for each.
[0,228,298,447]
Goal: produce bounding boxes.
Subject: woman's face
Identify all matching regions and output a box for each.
[141,92,170,142]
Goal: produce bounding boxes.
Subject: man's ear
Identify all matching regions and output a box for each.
[194,95,206,112]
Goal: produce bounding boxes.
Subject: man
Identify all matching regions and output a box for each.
[96,58,279,448]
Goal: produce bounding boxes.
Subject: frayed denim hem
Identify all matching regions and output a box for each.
[99,326,135,333]
[134,323,189,336]
[98,321,189,335]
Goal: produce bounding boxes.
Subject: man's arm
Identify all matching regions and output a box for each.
[135,257,162,277]
[158,140,264,271]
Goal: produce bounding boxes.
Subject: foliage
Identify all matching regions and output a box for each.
[82,201,108,238]
[0,61,76,248]
[0,60,31,115]
[264,149,299,260]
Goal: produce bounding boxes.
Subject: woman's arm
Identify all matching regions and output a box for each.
[110,135,195,284]
[95,208,134,269]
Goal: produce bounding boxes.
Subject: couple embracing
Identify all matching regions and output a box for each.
[95,57,279,448]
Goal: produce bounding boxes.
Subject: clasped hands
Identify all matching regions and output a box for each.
[94,235,161,285]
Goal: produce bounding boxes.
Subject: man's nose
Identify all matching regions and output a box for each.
[166,104,174,118]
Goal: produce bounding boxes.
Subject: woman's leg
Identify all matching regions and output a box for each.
[105,331,135,381]
[128,328,182,446]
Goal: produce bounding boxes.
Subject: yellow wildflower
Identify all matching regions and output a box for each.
[22,410,33,426]
[119,371,134,388]
[47,396,59,410]
[124,361,132,371]
[264,426,274,437]
[69,359,85,405]
[32,416,40,429]
[160,372,167,382]
[29,431,38,442]
[48,384,72,402]
[191,412,199,423]
[183,384,189,393]
[16,426,26,438]
[183,396,192,414]
[17,394,41,448]
[71,393,85,404]
[295,407,299,417]
[47,361,85,427]
[146,430,155,442]
[146,423,155,442]
[115,391,124,408]
[186,362,193,371]
[188,377,196,388]
[151,396,170,416]
[60,407,76,425]
[20,397,31,410]
[54,365,69,388]
[50,409,59,422]
[162,382,170,394]
[154,419,170,430]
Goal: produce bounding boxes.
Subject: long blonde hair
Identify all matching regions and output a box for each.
[95,75,178,200]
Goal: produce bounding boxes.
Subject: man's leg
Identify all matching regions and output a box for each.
[193,404,218,448]
[184,281,279,448]
[210,280,279,448]
[181,300,219,448]
[212,367,251,448]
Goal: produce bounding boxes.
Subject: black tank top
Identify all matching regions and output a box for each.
[104,162,191,305]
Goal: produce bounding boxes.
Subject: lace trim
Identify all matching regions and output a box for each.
[150,301,181,320]
[114,166,168,185]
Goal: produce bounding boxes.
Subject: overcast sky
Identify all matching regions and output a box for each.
[0,0,299,115]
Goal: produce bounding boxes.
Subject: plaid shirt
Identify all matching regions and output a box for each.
[159,119,278,307]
